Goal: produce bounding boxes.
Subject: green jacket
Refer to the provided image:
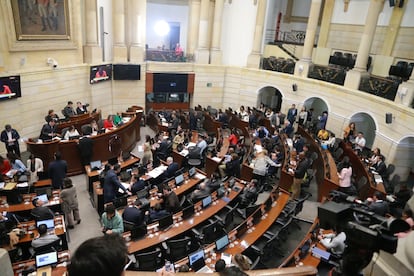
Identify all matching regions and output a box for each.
[101,212,124,234]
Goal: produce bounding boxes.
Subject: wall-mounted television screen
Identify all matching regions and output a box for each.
[153,73,188,92]
[0,75,21,101]
[113,64,141,80]
[90,64,112,84]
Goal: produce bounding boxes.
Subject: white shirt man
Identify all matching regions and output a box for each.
[354,132,366,152]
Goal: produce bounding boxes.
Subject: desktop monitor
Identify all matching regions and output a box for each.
[36,219,55,229]
[236,221,248,239]
[182,204,195,220]
[90,160,102,171]
[175,174,184,186]
[215,234,230,251]
[35,251,58,268]
[202,195,212,208]
[188,249,205,271]
[158,214,173,230]
[189,167,196,177]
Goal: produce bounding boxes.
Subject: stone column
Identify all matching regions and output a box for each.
[112,0,127,62]
[129,0,146,63]
[344,0,385,89]
[395,75,414,107]
[195,0,211,64]
[83,0,102,63]
[294,0,322,77]
[187,0,201,60]
[314,0,334,66]
[247,0,267,68]
[210,0,224,64]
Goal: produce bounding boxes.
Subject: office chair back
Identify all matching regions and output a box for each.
[33,239,62,255]
[166,237,191,262]
[134,248,164,271]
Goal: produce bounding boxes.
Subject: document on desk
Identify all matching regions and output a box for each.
[16,182,29,188]
[180,149,189,156]
[212,157,222,163]
[221,253,232,265]
[195,173,206,180]
[118,182,130,193]
[147,165,167,178]
[374,174,382,183]
[187,142,196,147]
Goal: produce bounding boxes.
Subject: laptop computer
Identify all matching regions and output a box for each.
[36,194,49,203]
[202,195,212,208]
[36,218,55,229]
[215,234,230,251]
[182,204,195,220]
[175,174,184,186]
[90,160,102,171]
[188,249,211,273]
[158,214,173,231]
[35,250,58,269]
[189,167,196,177]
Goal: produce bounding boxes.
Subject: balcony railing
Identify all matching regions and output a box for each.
[308,65,347,86]
[359,75,399,101]
[145,49,192,62]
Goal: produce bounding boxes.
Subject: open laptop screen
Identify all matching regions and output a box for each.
[36,194,49,203]
[202,195,212,208]
[35,251,58,268]
[215,234,230,251]
[36,218,55,229]
[175,174,184,186]
[90,160,102,170]
[188,249,205,271]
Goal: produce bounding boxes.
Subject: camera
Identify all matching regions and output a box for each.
[47,57,58,68]
[52,61,58,68]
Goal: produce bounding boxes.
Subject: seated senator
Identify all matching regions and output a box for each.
[148,203,170,223]
[31,223,60,249]
[64,125,80,140]
[31,198,55,221]
[101,204,124,235]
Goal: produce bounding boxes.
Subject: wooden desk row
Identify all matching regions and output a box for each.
[127,181,244,254]
[85,155,141,194]
[26,113,142,176]
[92,169,206,214]
[12,250,70,276]
[0,191,61,213]
[16,215,67,245]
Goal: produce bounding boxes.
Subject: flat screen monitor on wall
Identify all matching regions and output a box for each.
[113,64,141,80]
[90,64,112,84]
[0,75,21,101]
[153,73,188,92]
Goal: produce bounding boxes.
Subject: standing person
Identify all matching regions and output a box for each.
[353,132,366,154]
[343,122,356,142]
[77,134,93,166]
[297,107,308,126]
[1,124,20,157]
[60,178,80,229]
[317,111,328,132]
[103,164,131,204]
[26,154,44,184]
[62,101,76,119]
[48,152,67,189]
[39,119,60,141]
[290,152,309,200]
[337,157,353,194]
[287,104,298,125]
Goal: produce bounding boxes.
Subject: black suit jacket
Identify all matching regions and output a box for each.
[164,162,179,178]
[48,160,67,189]
[374,161,387,177]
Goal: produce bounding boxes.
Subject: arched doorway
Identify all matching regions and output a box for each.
[257,86,283,111]
[303,97,329,128]
[349,112,377,150]
[394,136,414,181]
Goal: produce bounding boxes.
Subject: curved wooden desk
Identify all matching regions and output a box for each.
[56,111,101,133]
[26,113,142,176]
[127,181,244,254]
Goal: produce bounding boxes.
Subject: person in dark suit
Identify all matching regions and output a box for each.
[190,182,210,203]
[373,155,387,178]
[62,101,76,119]
[287,104,297,124]
[129,174,146,194]
[77,134,93,166]
[48,152,67,189]
[103,164,131,203]
[1,124,20,157]
[76,101,88,114]
[367,192,389,216]
[122,199,145,227]
[189,110,197,131]
[31,198,54,220]
[39,120,60,141]
[225,153,241,178]
[162,185,181,213]
[163,156,179,179]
